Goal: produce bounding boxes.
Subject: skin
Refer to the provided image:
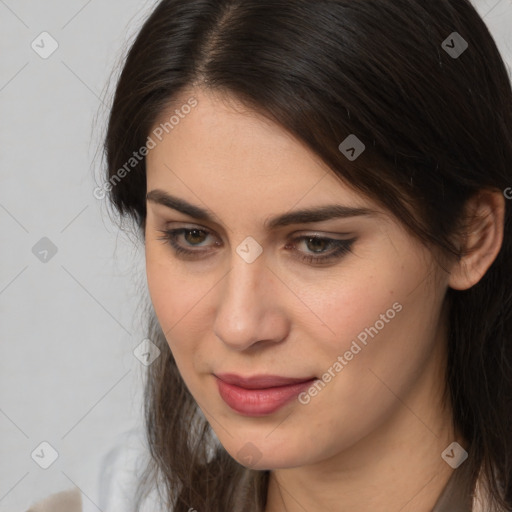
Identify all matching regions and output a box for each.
[144,87,505,512]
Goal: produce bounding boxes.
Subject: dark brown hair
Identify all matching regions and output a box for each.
[100,1,512,510]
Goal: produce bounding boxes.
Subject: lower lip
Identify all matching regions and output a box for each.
[215,377,316,416]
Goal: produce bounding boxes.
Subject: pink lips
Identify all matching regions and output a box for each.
[215,373,316,416]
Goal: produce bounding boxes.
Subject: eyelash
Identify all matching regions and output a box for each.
[156,228,356,265]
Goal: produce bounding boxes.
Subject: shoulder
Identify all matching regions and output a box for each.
[472,465,511,512]
[97,426,165,511]
[26,427,165,512]
[26,487,82,512]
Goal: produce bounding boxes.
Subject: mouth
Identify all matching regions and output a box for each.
[214,373,317,416]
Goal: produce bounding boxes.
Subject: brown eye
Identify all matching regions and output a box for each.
[304,237,330,253]
[157,228,356,266]
[156,228,219,259]
[286,235,357,265]
[183,229,208,245]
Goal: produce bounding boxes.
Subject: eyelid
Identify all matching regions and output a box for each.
[161,221,354,240]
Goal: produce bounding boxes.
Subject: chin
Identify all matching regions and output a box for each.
[236,452,304,471]
[217,432,313,470]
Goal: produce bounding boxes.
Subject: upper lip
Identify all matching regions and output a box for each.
[215,373,316,389]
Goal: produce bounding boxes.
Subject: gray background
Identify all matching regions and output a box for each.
[0,1,511,511]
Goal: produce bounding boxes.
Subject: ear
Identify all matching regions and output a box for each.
[448,188,506,291]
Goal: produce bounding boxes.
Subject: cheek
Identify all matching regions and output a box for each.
[298,253,440,385]
[144,250,216,364]
[294,267,401,353]
[145,255,179,331]
[301,266,444,415]
[145,241,196,327]
[145,259,200,389]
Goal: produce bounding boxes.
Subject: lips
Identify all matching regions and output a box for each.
[214,373,317,416]
[216,373,316,389]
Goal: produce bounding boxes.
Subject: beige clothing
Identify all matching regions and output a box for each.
[24,464,502,512]
[26,488,82,512]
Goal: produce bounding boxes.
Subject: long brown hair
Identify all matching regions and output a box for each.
[100,1,512,510]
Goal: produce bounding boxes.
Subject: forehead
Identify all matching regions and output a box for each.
[145,88,380,219]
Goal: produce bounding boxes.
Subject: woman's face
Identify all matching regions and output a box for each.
[145,88,452,470]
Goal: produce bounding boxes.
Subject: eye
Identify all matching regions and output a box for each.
[156,228,219,259]
[156,228,356,265]
[285,235,356,265]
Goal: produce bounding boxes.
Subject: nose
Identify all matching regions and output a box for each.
[213,246,289,352]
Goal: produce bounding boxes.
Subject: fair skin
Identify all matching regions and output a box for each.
[144,87,505,512]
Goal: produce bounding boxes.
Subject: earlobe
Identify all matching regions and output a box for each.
[448,189,506,291]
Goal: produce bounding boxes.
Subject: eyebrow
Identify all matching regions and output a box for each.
[146,189,377,230]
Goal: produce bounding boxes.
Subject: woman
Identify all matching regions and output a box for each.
[28,0,512,510]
